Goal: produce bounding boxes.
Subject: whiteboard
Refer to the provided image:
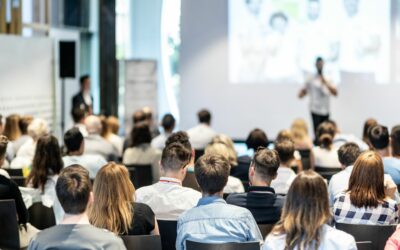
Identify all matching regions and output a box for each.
[0,35,54,128]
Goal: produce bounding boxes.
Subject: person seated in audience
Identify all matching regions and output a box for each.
[105,116,123,155]
[123,122,162,183]
[123,109,147,152]
[0,136,10,176]
[362,118,378,149]
[84,115,118,160]
[233,128,269,182]
[263,170,356,249]
[328,143,398,205]
[369,125,400,184]
[211,134,238,166]
[71,108,88,137]
[290,118,314,150]
[187,109,217,149]
[13,115,33,154]
[136,141,201,220]
[142,106,160,138]
[151,113,176,150]
[28,165,126,250]
[24,135,64,223]
[312,121,341,168]
[176,154,263,250]
[204,142,244,193]
[63,128,106,179]
[90,162,159,235]
[271,139,297,194]
[11,118,49,168]
[226,148,284,224]
[100,115,122,157]
[3,114,21,143]
[333,151,398,225]
[328,119,369,151]
[274,130,303,171]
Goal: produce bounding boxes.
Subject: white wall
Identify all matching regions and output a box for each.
[179,0,400,139]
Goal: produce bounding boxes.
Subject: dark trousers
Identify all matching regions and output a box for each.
[311,112,329,140]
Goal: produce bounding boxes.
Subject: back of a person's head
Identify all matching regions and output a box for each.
[209,135,238,166]
[246,128,268,151]
[362,118,378,143]
[29,135,64,191]
[197,109,211,124]
[19,115,33,135]
[71,108,86,124]
[142,106,154,121]
[90,162,134,234]
[273,170,330,249]
[252,148,280,181]
[85,115,102,135]
[316,122,335,149]
[0,135,9,160]
[130,121,152,147]
[56,165,91,214]
[205,142,237,167]
[99,115,109,138]
[106,116,120,134]
[290,118,309,140]
[349,151,385,208]
[391,125,400,157]
[276,130,293,143]
[161,142,192,172]
[64,127,84,153]
[3,114,21,141]
[165,131,192,151]
[195,154,230,195]
[28,118,49,141]
[132,110,146,124]
[368,124,389,150]
[161,113,175,132]
[337,142,361,167]
[275,139,295,164]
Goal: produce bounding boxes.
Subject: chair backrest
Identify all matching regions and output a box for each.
[4,168,23,177]
[182,172,201,192]
[126,164,153,189]
[356,241,373,250]
[194,149,205,162]
[0,200,20,249]
[186,241,260,250]
[157,220,177,250]
[258,224,275,239]
[28,202,56,230]
[11,176,26,187]
[335,223,396,250]
[298,149,312,170]
[121,235,162,250]
[314,166,342,181]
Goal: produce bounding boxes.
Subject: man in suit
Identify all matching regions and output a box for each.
[72,75,93,115]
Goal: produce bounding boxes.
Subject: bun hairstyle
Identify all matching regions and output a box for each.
[316,122,336,149]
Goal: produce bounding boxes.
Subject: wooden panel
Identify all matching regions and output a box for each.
[0,0,6,33]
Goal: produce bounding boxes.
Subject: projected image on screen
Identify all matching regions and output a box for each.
[229,0,391,84]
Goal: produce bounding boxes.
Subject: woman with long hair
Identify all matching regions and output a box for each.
[333,151,398,225]
[290,118,313,150]
[3,114,21,141]
[362,118,378,149]
[312,122,341,168]
[90,162,159,235]
[263,171,356,249]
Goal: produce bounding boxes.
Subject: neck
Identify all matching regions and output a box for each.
[251,175,271,187]
[376,148,390,157]
[61,212,90,225]
[280,162,291,168]
[163,171,184,182]
[203,191,223,198]
[68,151,83,156]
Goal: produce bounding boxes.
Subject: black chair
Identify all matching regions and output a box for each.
[194,149,205,162]
[258,224,274,239]
[121,235,162,250]
[157,220,177,250]
[335,223,396,250]
[290,165,298,174]
[298,149,312,170]
[182,172,201,192]
[28,202,56,230]
[4,168,23,177]
[186,241,260,250]
[314,166,342,181]
[0,200,20,249]
[356,241,373,250]
[126,164,153,189]
[11,176,26,187]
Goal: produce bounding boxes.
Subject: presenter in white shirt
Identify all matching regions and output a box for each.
[298,57,338,137]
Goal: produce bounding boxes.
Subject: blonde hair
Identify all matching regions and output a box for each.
[107,116,120,134]
[28,118,49,141]
[3,114,21,141]
[89,163,135,235]
[210,135,237,166]
[205,141,237,167]
[276,129,293,142]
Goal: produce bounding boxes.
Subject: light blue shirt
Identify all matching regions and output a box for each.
[383,157,400,184]
[176,196,263,250]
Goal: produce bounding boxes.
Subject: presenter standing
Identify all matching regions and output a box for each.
[72,75,93,115]
[298,57,337,137]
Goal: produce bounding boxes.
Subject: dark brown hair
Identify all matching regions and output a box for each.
[275,139,295,163]
[198,109,211,124]
[362,118,378,147]
[348,151,385,208]
[165,131,192,151]
[0,135,9,160]
[129,122,152,147]
[3,114,21,141]
[195,154,230,195]
[19,115,33,135]
[252,148,280,181]
[316,122,335,149]
[390,125,400,157]
[246,128,269,151]
[337,142,361,167]
[161,142,192,172]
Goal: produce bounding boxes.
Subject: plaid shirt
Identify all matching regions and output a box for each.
[333,192,398,225]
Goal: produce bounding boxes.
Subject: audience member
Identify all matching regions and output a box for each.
[227,148,284,224]
[63,128,106,179]
[72,75,93,114]
[90,162,158,235]
[28,165,126,250]
[369,125,400,184]
[165,131,195,167]
[271,140,297,194]
[290,118,313,150]
[333,151,398,225]
[328,119,369,151]
[263,170,356,249]
[362,118,378,149]
[71,108,88,137]
[123,122,161,182]
[3,114,21,142]
[151,113,175,150]
[84,115,118,160]
[123,110,147,152]
[274,130,303,171]
[204,142,244,193]
[142,106,160,138]
[176,154,262,250]
[0,136,10,176]
[211,134,238,166]
[13,115,33,153]
[187,109,216,149]
[312,122,341,168]
[136,142,201,220]
[100,116,123,156]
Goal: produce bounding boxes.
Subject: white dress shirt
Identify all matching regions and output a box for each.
[271,166,297,195]
[107,133,124,156]
[263,224,356,250]
[135,177,202,220]
[63,154,107,179]
[151,133,171,150]
[224,176,245,194]
[305,75,333,116]
[313,146,341,168]
[187,124,217,149]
